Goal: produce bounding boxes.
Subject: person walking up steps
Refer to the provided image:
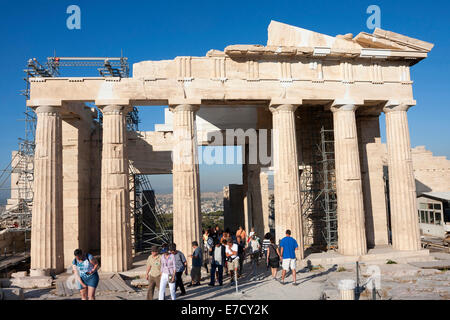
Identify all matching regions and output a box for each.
[145,246,161,300]
[72,249,99,301]
[170,243,187,297]
[208,238,226,286]
[266,237,281,280]
[249,234,261,280]
[188,241,202,287]
[279,230,299,285]
[159,246,177,300]
[225,238,240,286]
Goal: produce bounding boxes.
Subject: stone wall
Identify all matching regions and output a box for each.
[411,146,450,193]
[224,185,245,232]
[0,229,30,254]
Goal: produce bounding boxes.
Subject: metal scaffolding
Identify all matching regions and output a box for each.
[298,108,338,251]
[129,167,173,252]
[318,127,338,250]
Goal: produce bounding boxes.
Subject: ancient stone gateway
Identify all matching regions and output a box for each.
[27,21,434,274]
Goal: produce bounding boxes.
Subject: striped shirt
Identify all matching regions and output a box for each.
[262,239,271,254]
[160,254,176,275]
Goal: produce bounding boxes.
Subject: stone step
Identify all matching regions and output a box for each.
[408,260,450,270]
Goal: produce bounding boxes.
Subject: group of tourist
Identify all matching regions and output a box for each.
[70,227,300,300]
[145,242,204,300]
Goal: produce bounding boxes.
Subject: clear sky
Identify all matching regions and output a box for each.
[0,0,449,198]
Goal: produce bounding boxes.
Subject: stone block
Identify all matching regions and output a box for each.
[11,276,53,289]
[131,278,148,287]
[0,288,24,300]
[30,269,49,277]
[11,271,28,279]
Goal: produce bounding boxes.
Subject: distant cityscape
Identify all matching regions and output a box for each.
[156,192,224,214]
[0,191,225,215]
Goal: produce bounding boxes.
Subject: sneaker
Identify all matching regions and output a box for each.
[187,283,194,287]
[293,282,299,286]
[193,282,201,287]
[208,283,214,287]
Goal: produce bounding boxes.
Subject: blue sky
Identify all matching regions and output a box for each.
[0,0,449,198]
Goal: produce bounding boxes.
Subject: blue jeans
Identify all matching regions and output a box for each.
[210,263,223,285]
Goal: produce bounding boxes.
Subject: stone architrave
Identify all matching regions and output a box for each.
[331,103,367,256]
[270,102,304,259]
[384,102,421,251]
[171,104,202,261]
[100,105,132,272]
[30,106,64,276]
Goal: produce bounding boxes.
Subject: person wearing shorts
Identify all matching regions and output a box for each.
[225,238,239,285]
[279,230,299,285]
[72,249,100,300]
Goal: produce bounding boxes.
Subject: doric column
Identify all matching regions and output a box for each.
[30,106,64,276]
[260,171,270,235]
[357,114,389,247]
[383,102,421,251]
[331,103,367,256]
[100,104,132,272]
[270,102,304,259]
[171,104,202,262]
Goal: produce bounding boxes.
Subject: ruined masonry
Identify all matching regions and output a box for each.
[23,21,438,274]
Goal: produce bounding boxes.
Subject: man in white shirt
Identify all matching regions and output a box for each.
[225,238,240,286]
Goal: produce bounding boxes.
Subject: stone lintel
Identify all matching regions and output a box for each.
[168,98,202,107]
[27,99,62,108]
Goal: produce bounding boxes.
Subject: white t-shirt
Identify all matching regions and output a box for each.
[250,239,260,253]
[225,244,239,260]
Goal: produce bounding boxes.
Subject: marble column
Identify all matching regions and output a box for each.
[270,103,304,259]
[260,171,271,235]
[246,164,266,238]
[332,103,367,256]
[171,104,202,262]
[100,105,132,272]
[357,115,389,247]
[384,102,421,251]
[30,106,64,276]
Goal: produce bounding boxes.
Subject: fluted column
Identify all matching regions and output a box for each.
[270,103,304,259]
[30,106,64,275]
[384,102,421,251]
[332,103,367,256]
[171,104,201,262]
[100,105,132,272]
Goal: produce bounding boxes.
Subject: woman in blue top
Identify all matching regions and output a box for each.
[72,249,100,300]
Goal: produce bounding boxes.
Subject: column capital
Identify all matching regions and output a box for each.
[100,105,133,115]
[330,104,358,113]
[169,104,200,113]
[35,106,61,115]
[269,98,302,109]
[383,100,416,113]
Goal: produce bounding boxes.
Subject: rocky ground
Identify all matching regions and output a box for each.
[21,252,450,301]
